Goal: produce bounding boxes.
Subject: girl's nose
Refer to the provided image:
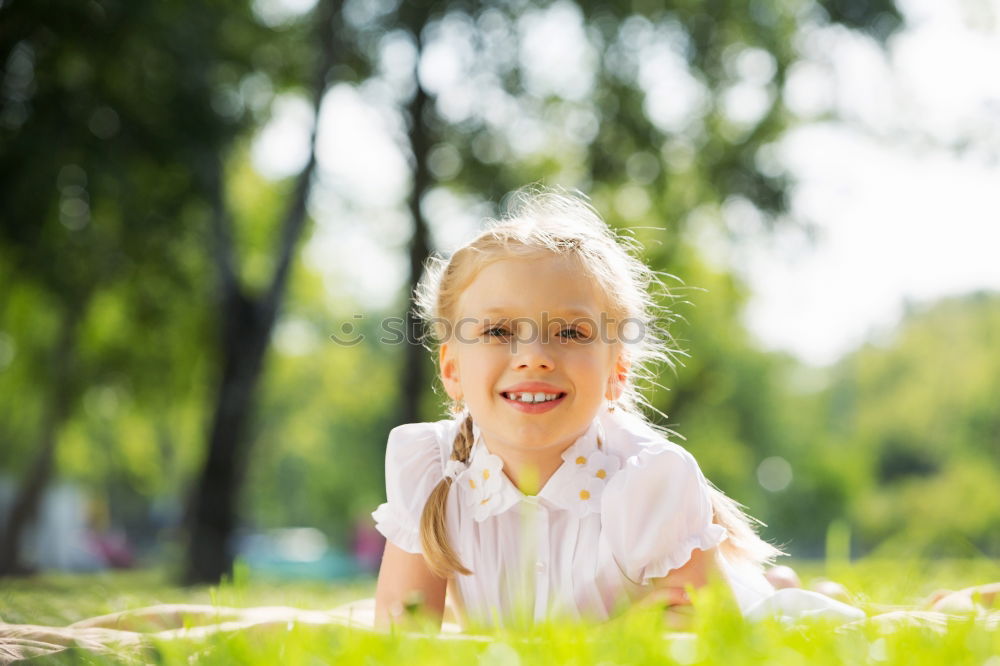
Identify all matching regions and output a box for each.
[511,336,555,371]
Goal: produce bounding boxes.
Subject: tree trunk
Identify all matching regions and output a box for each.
[399,43,435,428]
[0,302,82,576]
[182,290,270,583]
[181,0,339,584]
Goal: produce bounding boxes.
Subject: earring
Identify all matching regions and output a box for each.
[607,370,626,412]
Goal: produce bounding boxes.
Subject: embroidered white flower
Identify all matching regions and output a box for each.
[457,450,505,522]
[463,451,503,495]
[570,476,607,517]
[584,450,620,481]
[472,492,500,522]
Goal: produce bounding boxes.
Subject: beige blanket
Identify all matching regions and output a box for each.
[0,599,468,664]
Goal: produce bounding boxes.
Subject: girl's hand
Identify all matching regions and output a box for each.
[925,582,1000,613]
[642,546,732,630]
[374,542,447,631]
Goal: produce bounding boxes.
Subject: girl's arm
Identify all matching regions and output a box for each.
[374,542,447,630]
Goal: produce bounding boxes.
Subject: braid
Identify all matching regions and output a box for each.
[453,414,475,464]
[419,413,474,578]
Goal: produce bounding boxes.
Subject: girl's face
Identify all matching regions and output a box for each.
[439,253,627,458]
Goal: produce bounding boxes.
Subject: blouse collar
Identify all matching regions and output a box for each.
[455,413,621,521]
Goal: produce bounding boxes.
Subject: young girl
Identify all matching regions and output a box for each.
[1,190,996,661]
[371,188,863,631]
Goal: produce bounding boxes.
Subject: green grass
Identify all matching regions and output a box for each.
[0,568,372,626]
[1,560,998,665]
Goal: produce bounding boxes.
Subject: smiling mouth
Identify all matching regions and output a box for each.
[500,391,567,404]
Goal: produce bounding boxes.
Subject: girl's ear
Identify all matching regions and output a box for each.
[439,343,463,401]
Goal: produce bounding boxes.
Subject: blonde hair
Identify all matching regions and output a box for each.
[414,187,780,578]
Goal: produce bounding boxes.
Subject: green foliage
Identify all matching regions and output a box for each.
[0,0,328,560]
[0,0,273,535]
[686,292,1000,558]
[823,293,1000,556]
[641,277,1000,558]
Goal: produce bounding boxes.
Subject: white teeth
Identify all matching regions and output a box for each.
[505,392,560,403]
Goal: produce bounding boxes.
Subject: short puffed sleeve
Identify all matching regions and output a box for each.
[600,443,727,585]
[371,422,445,554]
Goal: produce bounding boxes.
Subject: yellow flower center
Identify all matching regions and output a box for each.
[480,498,490,505]
[596,469,606,479]
[579,489,591,500]
[469,479,477,489]
[482,469,490,480]
[575,456,587,465]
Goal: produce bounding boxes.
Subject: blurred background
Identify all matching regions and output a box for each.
[1,0,998,585]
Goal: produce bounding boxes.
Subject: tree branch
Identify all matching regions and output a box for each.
[262,0,339,320]
[206,154,241,303]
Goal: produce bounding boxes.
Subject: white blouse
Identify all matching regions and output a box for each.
[371,408,797,629]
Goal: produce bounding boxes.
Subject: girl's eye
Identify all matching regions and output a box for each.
[559,327,586,340]
[483,327,511,339]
